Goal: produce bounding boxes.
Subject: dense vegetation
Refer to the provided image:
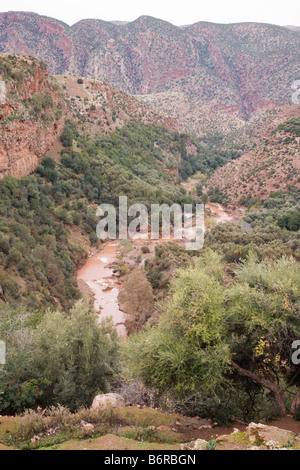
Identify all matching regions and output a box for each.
[0,118,203,413]
[0,75,299,426]
[0,174,86,310]
[126,251,300,421]
[120,189,300,422]
[0,301,120,413]
[1,122,300,417]
[145,191,300,294]
[275,115,300,137]
[244,189,300,235]
[61,119,229,182]
[0,121,202,310]
[2,170,299,420]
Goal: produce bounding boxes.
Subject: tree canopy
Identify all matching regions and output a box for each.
[125,251,300,416]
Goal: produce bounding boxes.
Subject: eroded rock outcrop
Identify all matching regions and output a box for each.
[247,423,297,449]
[0,54,64,178]
[181,422,300,450]
[0,80,6,104]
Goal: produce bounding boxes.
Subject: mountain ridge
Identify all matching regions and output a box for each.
[1,11,300,121]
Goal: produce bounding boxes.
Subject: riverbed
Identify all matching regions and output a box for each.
[77,202,244,336]
[77,242,128,336]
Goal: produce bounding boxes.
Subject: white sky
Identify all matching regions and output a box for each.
[0,0,299,27]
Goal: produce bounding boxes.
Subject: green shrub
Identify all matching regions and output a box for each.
[0,301,121,414]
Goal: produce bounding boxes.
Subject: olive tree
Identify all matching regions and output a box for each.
[125,251,300,416]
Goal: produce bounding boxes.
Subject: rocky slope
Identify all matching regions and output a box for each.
[1,12,300,121]
[0,54,64,177]
[137,92,300,150]
[0,53,181,178]
[55,74,179,139]
[137,91,246,147]
[205,106,300,205]
[182,421,300,451]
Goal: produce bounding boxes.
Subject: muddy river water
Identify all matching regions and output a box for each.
[77,242,128,336]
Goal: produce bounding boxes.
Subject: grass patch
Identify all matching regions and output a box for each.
[4,405,186,450]
[117,407,178,428]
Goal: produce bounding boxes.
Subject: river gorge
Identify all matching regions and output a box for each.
[77,202,245,336]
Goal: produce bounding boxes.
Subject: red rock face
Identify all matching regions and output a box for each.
[0,121,63,178]
[0,13,300,120]
[0,55,64,178]
[0,53,182,179]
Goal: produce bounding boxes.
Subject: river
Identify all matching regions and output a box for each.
[77,202,244,336]
[77,242,128,336]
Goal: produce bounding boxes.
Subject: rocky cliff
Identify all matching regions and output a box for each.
[0,54,64,178]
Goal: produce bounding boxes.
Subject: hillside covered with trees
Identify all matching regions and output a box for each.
[0,50,300,451]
